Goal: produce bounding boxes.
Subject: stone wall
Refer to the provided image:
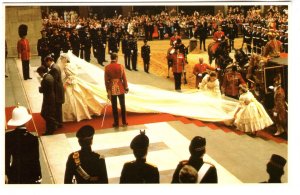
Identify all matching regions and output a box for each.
[5,6,42,57]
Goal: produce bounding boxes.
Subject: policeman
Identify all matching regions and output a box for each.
[141,39,151,73]
[120,130,159,183]
[262,154,286,183]
[64,125,108,184]
[6,105,42,184]
[37,29,50,66]
[171,136,218,183]
[128,33,138,71]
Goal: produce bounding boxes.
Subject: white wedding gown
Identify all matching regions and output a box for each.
[60,51,239,122]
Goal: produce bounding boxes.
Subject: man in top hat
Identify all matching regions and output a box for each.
[120,130,159,183]
[37,65,57,135]
[171,136,218,183]
[37,29,50,66]
[141,39,151,73]
[17,24,32,80]
[104,53,129,128]
[5,105,42,184]
[44,55,65,128]
[261,154,286,183]
[64,125,108,184]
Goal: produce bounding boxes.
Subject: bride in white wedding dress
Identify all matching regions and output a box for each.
[61,51,239,122]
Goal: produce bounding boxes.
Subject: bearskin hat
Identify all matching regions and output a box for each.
[18,24,28,38]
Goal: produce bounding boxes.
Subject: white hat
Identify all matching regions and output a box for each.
[7,106,32,126]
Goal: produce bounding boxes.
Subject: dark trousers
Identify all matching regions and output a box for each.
[42,112,57,133]
[84,48,91,62]
[124,54,131,69]
[200,38,206,51]
[131,54,137,70]
[246,43,252,54]
[229,39,234,51]
[143,57,150,72]
[111,94,127,125]
[55,103,63,126]
[173,72,182,90]
[72,49,80,57]
[22,60,30,79]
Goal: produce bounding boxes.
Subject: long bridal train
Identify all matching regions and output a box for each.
[63,51,239,122]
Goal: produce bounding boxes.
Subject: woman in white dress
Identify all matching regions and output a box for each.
[233,85,273,135]
[58,53,105,122]
[198,71,221,98]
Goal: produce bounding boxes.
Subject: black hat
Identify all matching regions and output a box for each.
[189,136,206,152]
[130,130,149,150]
[269,154,286,169]
[76,125,95,140]
[18,24,28,38]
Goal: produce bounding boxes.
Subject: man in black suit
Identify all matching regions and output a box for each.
[37,65,57,135]
[120,130,159,183]
[64,125,108,184]
[44,55,65,128]
[37,29,50,66]
[5,105,42,184]
[171,136,218,183]
[196,22,208,51]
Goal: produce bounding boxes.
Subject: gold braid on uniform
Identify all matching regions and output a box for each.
[72,152,99,181]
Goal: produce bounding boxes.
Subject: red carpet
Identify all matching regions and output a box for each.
[5,106,287,144]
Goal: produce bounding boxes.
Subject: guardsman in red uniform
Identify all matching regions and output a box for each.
[193,57,216,88]
[17,24,32,80]
[168,47,186,91]
[221,65,246,99]
[170,30,181,46]
[104,53,129,128]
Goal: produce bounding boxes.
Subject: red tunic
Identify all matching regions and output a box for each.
[17,38,30,60]
[222,71,246,97]
[213,31,225,42]
[193,63,215,87]
[170,35,181,46]
[104,62,128,95]
[169,53,185,73]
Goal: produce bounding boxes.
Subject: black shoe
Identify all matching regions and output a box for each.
[134,69,138,71]
[127,68,132,71]
[112,123,119,128]
[104,60,108,62]
[28,77,32,79]
[100,64,104,66]
[5,75,8,78]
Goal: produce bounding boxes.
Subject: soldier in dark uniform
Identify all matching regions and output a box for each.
[261,154,286,183]
[80,27,92,62]
[101,27,108,62]
[256,26,262,54]
[93,30,105,66]
[37,29,50,66]
[283,31,288,53]
[122,33,131,70]
[243,26,252,54]
[70,28,81,57]
[64,125,108,184]
[120,130,159,183]
[5,105,42,184]
[196,21,208,51]
[108,31,119,54]
[49,28,63,62]
[252,25,258,53]
[171,136,218,183]
[141,39,151,73]
[227,23,236,52]
[129,34,138,71]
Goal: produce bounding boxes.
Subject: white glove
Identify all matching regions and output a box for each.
[131,50,133,53]
[198,73,202,77]
[103,44,106,47]
[273,112,278,117]
[109,50,112,53]
[269,86,274,90]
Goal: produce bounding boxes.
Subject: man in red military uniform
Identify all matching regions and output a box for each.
[168,47,186,91]
[193,57,216,88]
[263,32,282,58]
[213,26,225,42]
[17,24,32,80]
[170,30,181,46]
[221,65,246,99]
[105,53,129,128]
